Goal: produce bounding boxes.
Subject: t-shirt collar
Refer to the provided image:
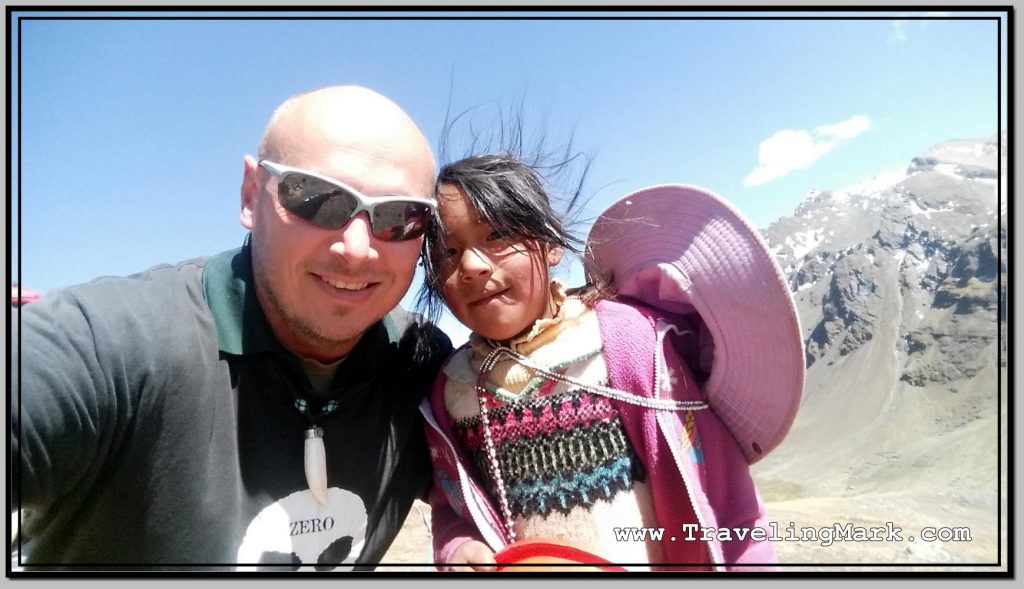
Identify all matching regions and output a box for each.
[202,236,279,355]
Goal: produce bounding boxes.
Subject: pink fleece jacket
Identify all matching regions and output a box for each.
[421,299,778,571]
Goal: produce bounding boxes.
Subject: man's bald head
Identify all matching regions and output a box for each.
[258,85,435,195]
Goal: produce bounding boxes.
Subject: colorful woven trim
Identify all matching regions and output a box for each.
[454,389,620,449]
[453,390,646,518]
[505,455,642,517]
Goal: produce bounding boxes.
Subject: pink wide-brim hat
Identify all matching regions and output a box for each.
[585,184,804,463]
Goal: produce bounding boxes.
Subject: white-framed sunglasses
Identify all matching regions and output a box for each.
[259,160,436,242]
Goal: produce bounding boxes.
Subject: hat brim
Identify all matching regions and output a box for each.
[585,184,804,463]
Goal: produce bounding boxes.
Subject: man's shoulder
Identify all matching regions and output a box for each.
[57,257,210,315]
[17,256,226,389]
[20,256,218,355]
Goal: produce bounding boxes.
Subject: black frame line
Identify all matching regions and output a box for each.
[5,6,1013,576]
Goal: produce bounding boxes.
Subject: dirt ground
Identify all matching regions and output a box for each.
[377,500,436,572]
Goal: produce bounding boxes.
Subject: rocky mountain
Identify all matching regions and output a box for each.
[752,134,1007,567]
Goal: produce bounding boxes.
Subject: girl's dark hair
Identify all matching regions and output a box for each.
[414,101,616,332]
[416,153,587,325]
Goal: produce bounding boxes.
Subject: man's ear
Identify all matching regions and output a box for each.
[547,245,564,267]
[240,155,260,230]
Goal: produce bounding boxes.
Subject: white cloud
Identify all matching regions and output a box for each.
[743,115,873,187]
[888,14,948,44]
[816,114,873,140]
[888,20,908,45]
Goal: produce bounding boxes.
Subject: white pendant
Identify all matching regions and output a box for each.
[304,427,328,505]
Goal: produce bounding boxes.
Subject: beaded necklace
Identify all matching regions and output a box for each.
[474,346,708,544]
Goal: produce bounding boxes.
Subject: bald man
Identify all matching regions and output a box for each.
[12,86,453,570]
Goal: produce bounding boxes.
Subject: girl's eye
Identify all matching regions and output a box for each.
[441,247,459,259]
[486,231,504,241]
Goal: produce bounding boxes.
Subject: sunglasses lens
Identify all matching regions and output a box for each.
[276,171,430,240]
[278,175,357,229]
[371,203,432,241]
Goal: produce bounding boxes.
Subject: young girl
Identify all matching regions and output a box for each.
[417,154,804,571]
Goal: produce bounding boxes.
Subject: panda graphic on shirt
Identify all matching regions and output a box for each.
[236,488,368,571]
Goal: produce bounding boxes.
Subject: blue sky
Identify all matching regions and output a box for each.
[10,9,1008,343]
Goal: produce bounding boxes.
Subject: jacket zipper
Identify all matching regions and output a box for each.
[419,400,507,552]
[654,319,726,570]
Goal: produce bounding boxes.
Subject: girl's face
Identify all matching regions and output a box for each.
[434,183,562,343]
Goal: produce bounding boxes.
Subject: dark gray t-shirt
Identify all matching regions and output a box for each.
[11,245,451,570]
